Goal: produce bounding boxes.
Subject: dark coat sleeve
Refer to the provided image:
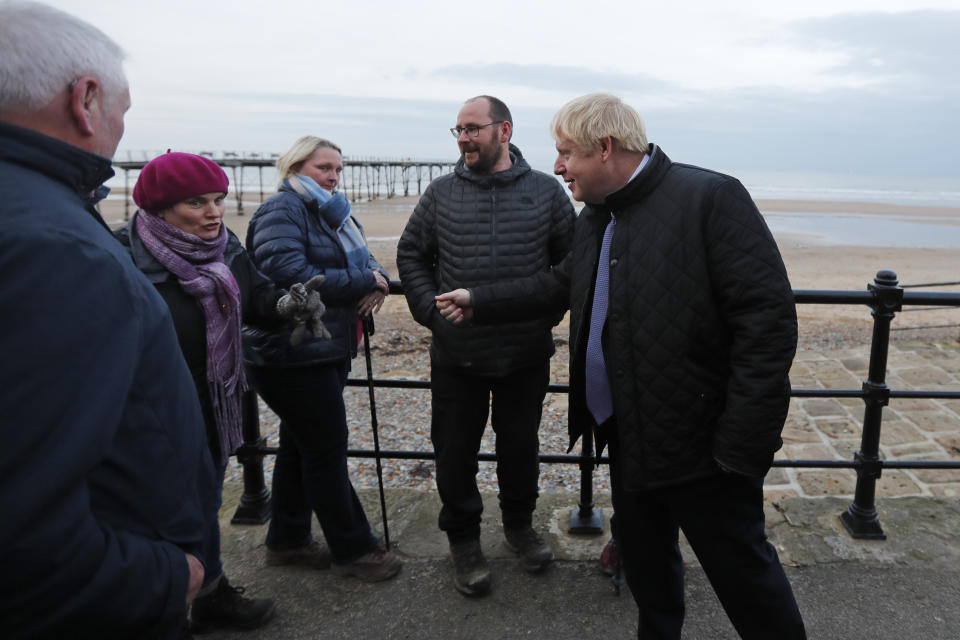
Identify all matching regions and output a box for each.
[469,188,575,324]
[396,186,443,331]
[703,180,798,477]
[470,254,571,323]
[0,236,196,635]
[233,245,285,329]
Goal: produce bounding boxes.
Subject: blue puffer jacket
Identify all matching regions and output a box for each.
[244,181,387,366]
[0,122,211,639]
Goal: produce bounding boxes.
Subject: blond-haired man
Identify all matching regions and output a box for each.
[438,93,806,638]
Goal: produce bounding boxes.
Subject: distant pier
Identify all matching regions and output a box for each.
[112,152,457,219]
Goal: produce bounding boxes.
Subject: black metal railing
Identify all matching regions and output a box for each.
[232,270,960,542]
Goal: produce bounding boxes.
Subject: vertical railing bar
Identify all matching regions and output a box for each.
[840,270,903,540]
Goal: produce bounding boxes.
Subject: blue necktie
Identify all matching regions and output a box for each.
[586,215,615,425]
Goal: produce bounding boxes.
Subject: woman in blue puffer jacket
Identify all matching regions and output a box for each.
[244,136,401,582]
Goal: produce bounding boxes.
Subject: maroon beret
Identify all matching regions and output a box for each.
[133,151,229,214]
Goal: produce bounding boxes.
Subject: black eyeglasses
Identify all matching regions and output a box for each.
[449,121,504,139]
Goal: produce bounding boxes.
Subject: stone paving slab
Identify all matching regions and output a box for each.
[774,340,960,500]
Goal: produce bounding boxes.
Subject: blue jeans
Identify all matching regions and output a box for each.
[249,362,377,563]
[199,459,227,589]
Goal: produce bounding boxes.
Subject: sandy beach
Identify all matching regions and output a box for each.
[101,192,960,349]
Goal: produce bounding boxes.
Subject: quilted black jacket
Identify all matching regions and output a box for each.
[397,144,575,376]
[471,145,797,490]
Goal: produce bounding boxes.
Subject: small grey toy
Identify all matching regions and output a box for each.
[276,274,332,346]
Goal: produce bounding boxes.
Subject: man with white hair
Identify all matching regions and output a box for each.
[0,3,211,637]
[437,93,806,638]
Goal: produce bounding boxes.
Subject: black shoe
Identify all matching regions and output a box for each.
[504,526,554,573]
[190,575,276,634]
[449,539,491,597]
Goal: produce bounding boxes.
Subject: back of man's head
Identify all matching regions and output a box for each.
[550,93,648,154]
[0,1,126,115]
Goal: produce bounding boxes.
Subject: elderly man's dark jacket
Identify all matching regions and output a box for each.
[397,144,575,376]
[472,145,797,490]
[0,122,211,638]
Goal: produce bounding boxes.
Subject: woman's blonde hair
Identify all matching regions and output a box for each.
[549,93,648,154]
[275,136,342,193]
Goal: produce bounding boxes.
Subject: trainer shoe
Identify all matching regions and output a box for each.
[449,539,491,597]
[599,536,618,576]
[331,544,402,583]
[264,539,332,569]
[189,575,275,634]
[503,525,554,573]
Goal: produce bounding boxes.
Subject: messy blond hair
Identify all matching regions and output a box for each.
[275,136,342,193]
[549,93,648,153]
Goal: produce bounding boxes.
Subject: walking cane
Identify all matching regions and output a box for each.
[361,315,391,549]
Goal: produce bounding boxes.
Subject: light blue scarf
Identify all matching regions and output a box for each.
[296,174,371,270]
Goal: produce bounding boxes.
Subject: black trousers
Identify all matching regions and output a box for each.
[250,362,377,563]
[430,360,550,544]
[609,434,806,639]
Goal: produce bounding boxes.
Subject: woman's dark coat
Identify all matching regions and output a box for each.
[243,183,388,367]
[116,215,284,456]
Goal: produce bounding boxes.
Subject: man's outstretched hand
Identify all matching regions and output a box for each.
[435,289,472,325]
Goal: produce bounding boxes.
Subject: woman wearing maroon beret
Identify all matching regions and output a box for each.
[116,152,317,634]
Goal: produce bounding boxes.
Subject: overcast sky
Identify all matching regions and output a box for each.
[43,0,960,179]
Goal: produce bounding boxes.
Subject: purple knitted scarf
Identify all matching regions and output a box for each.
[136,212,246,464]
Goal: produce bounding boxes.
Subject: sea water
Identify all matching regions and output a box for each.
[761,211,960,248]
[737,170,960,208]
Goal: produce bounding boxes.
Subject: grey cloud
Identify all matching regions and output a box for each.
[207,63,958,177]
[430,63,675,95]
[218,92,460,120]
[788,10,960,83]
[644,82,958,177]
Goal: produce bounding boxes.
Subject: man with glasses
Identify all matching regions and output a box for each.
[397,95,574,596]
